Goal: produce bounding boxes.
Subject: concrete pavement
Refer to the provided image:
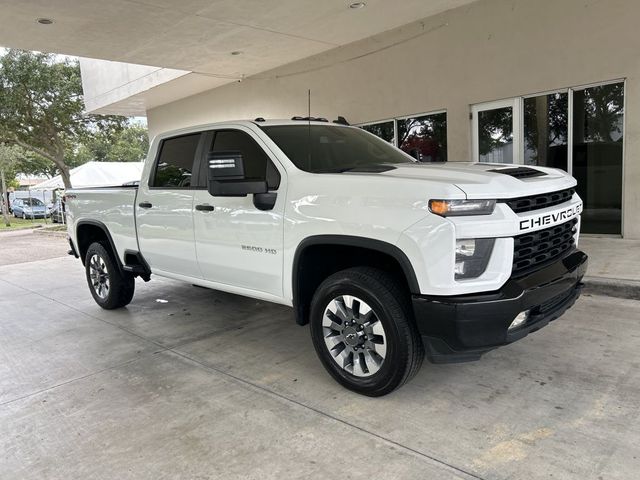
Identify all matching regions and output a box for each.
[0,229,69,266]
[1,233,639,479]
[580,236,640,299]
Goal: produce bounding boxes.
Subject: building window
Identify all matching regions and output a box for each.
[397,112,447,162]
[359,112,448,162]
[572,83,624,235]
[477,106,514,163]
[472,80,625,235]
[523,92,568,170]
[361,120,395,144]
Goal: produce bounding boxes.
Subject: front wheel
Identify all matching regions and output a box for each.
[310,267,424,396]
[85,242,135,309]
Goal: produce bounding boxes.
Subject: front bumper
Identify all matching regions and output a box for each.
[413,249,588,363]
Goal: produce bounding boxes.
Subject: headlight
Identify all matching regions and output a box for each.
[455,238,495,279]
[429,199,496,216]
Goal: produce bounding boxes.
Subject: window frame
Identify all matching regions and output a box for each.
[149,132,205,190]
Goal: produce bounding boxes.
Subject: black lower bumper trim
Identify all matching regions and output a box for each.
[413,249,588,364]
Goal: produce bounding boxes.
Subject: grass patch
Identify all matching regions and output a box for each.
[0,217,52,231]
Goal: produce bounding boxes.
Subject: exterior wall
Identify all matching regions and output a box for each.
[146,0,640,239]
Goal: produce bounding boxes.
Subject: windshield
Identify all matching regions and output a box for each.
[261,125,414,173]
[23,198,44,207]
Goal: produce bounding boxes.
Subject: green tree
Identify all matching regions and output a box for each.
[0,49,129,188]
[0,143,23,227]
[73,123,149,164]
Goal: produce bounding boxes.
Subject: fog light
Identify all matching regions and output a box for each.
[509,311,529,331]
[454,238,495,280]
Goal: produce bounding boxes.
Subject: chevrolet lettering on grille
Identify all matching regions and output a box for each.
[519,204,582,232]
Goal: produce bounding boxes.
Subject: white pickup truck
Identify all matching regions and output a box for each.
[65,118,587,396]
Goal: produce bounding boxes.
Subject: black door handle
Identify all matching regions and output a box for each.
[195,204,215,212]
[138,202,153,209]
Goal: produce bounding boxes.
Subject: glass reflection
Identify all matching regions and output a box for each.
[398,113,447,162]
[478,107,513,163]
[572,83,624,235]
[523,92,568,170]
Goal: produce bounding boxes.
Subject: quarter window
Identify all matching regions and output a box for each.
[152,133,201,188]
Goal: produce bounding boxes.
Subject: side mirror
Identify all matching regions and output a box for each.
[207,151,268,197]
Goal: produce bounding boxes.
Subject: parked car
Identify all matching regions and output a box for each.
[65,118,587,396]
[12,198,49,219]
[50,200,65,223]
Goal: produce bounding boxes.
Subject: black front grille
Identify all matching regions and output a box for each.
[512,219,577,277]
[502,188,575,213]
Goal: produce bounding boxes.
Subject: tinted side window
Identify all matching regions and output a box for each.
[209,130,280,189]
[153,133,200,188]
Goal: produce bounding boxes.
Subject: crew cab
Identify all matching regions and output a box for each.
[65,118,588,396]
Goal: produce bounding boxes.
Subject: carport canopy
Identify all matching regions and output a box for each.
[0,0,477,114]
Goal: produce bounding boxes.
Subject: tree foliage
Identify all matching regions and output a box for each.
[0,143,25,226]
[0,49,146,188]
[73,123,149,164]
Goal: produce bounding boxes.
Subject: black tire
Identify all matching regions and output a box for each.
[85,242,135,309]
[310,267,424,396]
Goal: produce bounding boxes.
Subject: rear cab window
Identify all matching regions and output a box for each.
[152,133,201,188]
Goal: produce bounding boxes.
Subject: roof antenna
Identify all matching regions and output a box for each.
[307,89,311,172]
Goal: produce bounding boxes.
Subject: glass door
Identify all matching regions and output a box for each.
[472,99,521,164]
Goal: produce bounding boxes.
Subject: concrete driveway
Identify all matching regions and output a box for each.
[1,232,639,479]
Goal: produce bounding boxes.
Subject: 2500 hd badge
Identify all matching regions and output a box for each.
[519,204,582,231]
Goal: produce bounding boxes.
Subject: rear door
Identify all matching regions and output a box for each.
[192,127,285,297]
[136,132,204,278]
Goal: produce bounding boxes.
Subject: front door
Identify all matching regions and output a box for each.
[136,132,202,277]
[192,127,285,297]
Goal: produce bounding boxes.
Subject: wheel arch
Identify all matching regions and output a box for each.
[292,235,419,326]
[75,220,122,269]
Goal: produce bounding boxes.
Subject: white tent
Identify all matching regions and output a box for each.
[32,161,144,190]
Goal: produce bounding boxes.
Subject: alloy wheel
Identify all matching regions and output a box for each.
[89,254,110,299]
[322,295,387,377]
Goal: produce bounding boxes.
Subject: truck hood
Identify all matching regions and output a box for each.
[362,162,576,199]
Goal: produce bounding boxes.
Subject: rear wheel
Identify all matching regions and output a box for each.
[85,242,135,309]
[310,267,424,396]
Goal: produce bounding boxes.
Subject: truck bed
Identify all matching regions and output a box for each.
[66,186,139,265]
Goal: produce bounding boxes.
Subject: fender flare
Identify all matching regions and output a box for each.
[75,219,123,269]
[291,235,420,324]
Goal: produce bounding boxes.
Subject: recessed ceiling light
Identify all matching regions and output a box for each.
[36,18,54,25]
[231,51,243,56]
[349,2,366,9]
